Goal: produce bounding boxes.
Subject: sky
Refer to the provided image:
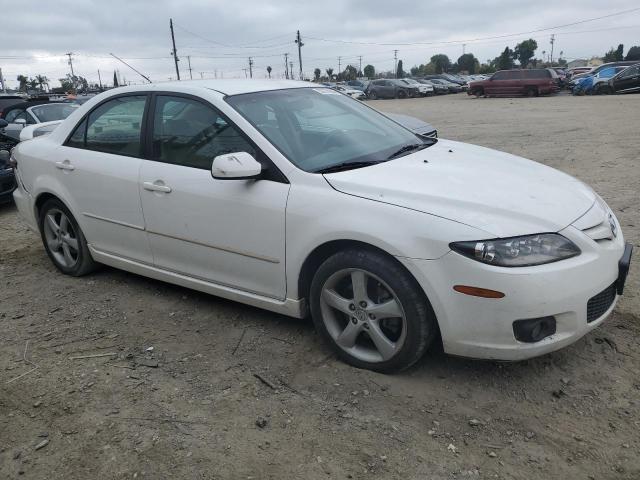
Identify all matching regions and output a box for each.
[1,0,639,88]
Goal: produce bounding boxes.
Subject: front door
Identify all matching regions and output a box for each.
[614,65,640,93]
[58,94,152,263]
[139,94,289,299]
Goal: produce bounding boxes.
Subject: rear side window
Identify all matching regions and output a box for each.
[492,71,510,80]
[524,70,550,79]
[151,95,255,170]
[83,96,147,156]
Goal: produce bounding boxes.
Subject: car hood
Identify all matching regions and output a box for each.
[324,139,595,237]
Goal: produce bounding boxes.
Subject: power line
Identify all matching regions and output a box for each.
[305,7,640,46]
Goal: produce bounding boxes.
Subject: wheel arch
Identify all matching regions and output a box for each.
[34,191,71,221]
[296,239,429,309]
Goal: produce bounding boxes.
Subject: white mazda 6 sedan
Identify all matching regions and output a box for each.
[11,80,632,372]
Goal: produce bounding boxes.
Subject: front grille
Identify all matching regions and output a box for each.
[587,283,617,323]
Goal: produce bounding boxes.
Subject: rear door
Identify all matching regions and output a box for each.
[58,94,153,263]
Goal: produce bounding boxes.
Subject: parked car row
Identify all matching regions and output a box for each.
[570,61,640,95]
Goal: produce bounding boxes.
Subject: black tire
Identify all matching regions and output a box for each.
[310,248,437,373]
[597,84,612,95]
[368,90,377,100]
[526,87,538,97]
[473,88,484,98]
[38,198,98,276]
[397,89,407,99]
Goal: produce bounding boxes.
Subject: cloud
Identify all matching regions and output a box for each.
[1,0,638,87]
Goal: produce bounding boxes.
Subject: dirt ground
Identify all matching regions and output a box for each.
[1,92,639,480]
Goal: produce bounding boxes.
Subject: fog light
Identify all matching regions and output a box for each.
[512,316,556,343]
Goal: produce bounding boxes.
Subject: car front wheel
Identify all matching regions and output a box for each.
[310,249,436,373]
[39,198,98,276]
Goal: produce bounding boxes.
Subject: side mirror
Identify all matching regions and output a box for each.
[211,151,262,180]
[15,118,27,127]
[0,119,8,128]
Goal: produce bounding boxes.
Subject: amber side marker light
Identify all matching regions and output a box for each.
[453,285,505,299]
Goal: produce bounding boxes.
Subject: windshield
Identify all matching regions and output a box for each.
[226,87,429,173]
[30,103,78,122]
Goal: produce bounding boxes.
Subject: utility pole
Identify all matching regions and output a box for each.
[187,56,193,80]
[393,50,398,78]
[169,18,180,80]
[66,52,75,77]
[289,61,294,80]
[0,68,7,93]
[295,30,304,80]
[284,53,289,79]
[248,57,254,78]
[338,56,342,74]
[549,34,555,64]
[358,56,363,75]
[243,68,248,78]
[97,69,102,90]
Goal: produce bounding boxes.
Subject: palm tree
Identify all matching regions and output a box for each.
[17,75,28,92]
[36,75,49,92]
[266,66,272,78]
[326,68,334,80]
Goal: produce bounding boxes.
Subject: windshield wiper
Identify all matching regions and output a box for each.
[386,143,430,160]
[315,160,386,174]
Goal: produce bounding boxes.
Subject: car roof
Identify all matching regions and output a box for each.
[110,79,314,97]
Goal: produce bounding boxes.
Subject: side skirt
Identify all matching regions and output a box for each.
[88,246,307,319]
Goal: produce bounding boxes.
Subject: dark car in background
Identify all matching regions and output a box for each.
[609,63,640,94]
[0,95,24,117]
[0,120,17,204]
[468,69,559,97]
[345,80,369,92]
[429,78,463,93]
[417,79,449,94]
[365,79,418,99]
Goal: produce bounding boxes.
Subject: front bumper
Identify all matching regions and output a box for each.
[398,223,629,361]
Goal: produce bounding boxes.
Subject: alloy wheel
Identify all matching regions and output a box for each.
[43,208,80,268]
[319,268,407,363]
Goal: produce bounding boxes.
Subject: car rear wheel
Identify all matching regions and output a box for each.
[310,249,436,373]
[39,198,98,276]
[526,87,538,97]
[397,89,407,99]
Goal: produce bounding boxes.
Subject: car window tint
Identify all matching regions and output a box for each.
[505,71,521,79]
[525,70,549,79]
[152,95,255,170]
[5,109,26,123]
[66,119,87,148]
[85,96,146,156]
[492,71,509,80]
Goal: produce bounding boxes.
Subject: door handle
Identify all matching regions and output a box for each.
[55,160,75,171]
[143,181,172,193]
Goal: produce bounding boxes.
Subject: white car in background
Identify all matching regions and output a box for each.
[11,80,632,372]
[401,78,434,96]
[333,85,366,100]
[2,102,79,140]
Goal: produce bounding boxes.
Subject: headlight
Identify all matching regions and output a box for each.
[450,234,580,267]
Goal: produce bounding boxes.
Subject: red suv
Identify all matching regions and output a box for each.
[468,69,559,97]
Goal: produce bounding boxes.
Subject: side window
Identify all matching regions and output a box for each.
[152,95,255,170]
[85,95,146,156]
[505,71,521,80]
[492,71,508,80]
[5,109,26,123]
